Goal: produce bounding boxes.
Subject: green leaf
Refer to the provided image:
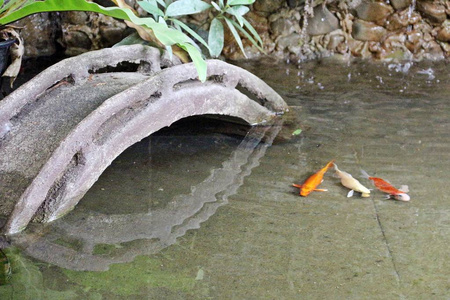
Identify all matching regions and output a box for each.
[150,22,191,45]
[166,0,211,17]
[235,14,244,27]
[155,0,167,8]
[137,0,164,17]
[0,0,142,25]
[113,32,147,47]
[179,43,207,82]
[0,0,28,15]
[165,44,173,60]
[242,17,263,46]
[229,18,264,52]
[225,5,249,17]
[211,1,221,11]
[218,0,224,7]
[227,0,255,6]
[171,18,210,51]
[208,17,224,57]
[224,17,247,58]
[292,129,302,136]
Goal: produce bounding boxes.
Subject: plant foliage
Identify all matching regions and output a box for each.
[0,0,263,81]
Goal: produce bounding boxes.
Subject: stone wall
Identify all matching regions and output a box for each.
[13,0,450,62]
[250,0,449,62]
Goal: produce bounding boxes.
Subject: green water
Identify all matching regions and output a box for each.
[1,59,449,299]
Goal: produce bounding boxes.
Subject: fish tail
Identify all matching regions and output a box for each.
[360,169,370,179]
[399,185,409,193]
[326,159,335,169]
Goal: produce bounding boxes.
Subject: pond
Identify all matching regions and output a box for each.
[1,58,449,299]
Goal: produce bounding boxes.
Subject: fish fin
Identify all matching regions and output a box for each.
[360,169,370,179]
[314,188,328,192]
[292,183,303,188]
[399,185,409,193]
[347,190,354,197]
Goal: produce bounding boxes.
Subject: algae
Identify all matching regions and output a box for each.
[62,255,196,297]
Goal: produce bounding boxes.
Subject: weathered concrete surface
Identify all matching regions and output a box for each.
[0,45,288,234]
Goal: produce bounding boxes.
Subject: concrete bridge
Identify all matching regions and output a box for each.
[0,45,288,235]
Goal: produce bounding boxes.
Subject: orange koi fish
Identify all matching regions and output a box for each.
[361,169,410,201]
[293,160,335,197]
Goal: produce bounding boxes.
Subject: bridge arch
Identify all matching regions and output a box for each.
[0,45,288,234]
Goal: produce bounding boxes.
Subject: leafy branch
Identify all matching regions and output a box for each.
[0,0,264,82]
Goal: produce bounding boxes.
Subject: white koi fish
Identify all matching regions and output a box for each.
[334,164,371,198]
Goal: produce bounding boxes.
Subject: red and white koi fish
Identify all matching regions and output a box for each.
[293,160,335,197]
[361,169,410,201]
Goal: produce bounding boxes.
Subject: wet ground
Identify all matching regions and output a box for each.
[1,58,449,299]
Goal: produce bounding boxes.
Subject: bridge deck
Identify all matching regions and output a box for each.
[0,73,149,217]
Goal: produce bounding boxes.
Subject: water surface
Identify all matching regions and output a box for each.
[1,59,449,299]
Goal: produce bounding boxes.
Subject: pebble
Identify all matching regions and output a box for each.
[306,5,340,36]
[386,9,421,31]
[271,18,295,37]
[436,23,450,42]
[416,1,447,24]
[352,19,387,42]
[355,0,394,25]
[390,0,412,11]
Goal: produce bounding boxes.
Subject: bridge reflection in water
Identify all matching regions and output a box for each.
[11,119,282,271]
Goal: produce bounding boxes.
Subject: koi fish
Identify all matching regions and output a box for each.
[361,169,410,201]
[334,164,371,198]
[293,160,335,197]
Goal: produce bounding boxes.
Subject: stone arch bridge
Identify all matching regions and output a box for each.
[0,45,288,235]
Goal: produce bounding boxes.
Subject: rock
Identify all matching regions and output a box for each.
[62,11,89,25]
[406,29,423,52]
[275,33,302,53]
[306,5,340,36]
[348,39,373,58]
[62,28,93,56]
[253,0,284,14]
[287,0,301,8]
[271,18,295,37]
[354,0,394,25]
[422,40,444,59]
[386,9,421,31]
[436,23,450,42]
[99,26,129,46]
[440,41,450,55]
[61,12,129,56]
[417,1,447,24]
[390,0,412,10]
[14,13,57,57]
[327,31,346,51]
[352,19,387,42]
[245,11,270,34]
